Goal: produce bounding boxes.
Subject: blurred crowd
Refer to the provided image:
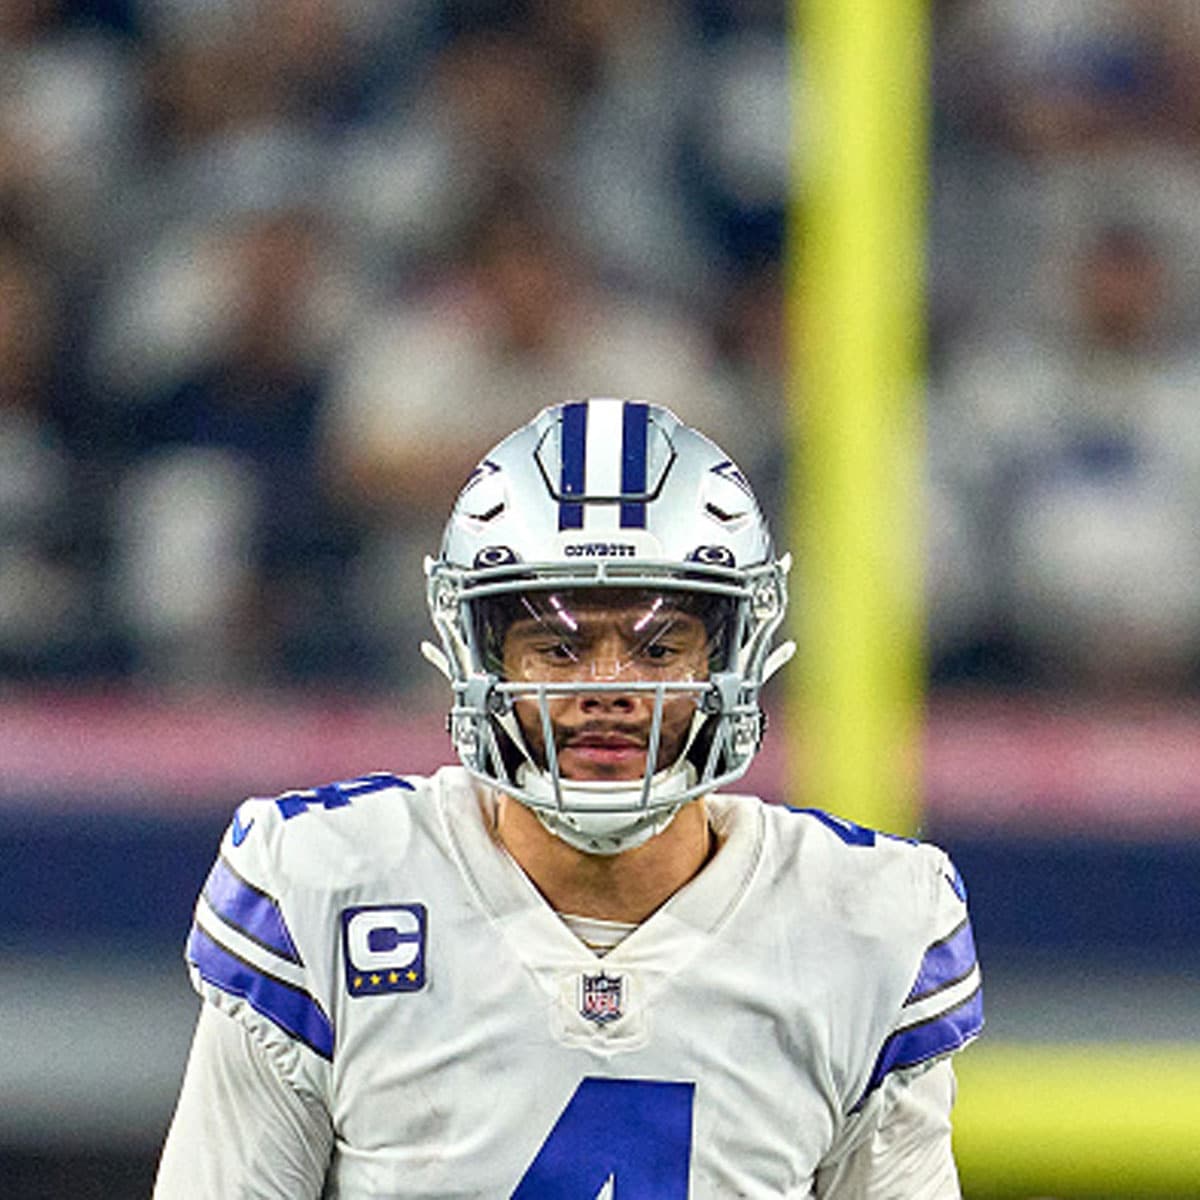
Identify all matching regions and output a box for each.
[929,0,1200,696]
[3,0,1200,700]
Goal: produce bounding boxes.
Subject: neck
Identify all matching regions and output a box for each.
[494,794,713,924]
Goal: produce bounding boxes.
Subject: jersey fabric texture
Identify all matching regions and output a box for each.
[156,768,982,1198]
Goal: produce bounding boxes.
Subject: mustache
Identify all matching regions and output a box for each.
[557,721,648,748]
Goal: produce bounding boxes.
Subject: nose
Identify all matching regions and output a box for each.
[579,687,636,714]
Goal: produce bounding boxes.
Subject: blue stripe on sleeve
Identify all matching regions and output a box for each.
[620,400,649,528]
[856,986,984,1108]
[559,401,587,530]
[905,919,977,1004]
[203,857,302,964]
[187,924,334,1060]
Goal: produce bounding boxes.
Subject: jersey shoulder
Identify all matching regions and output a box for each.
[183,769,458,1076]
[765,804,961,926]
[762,806,983,1104]
[216,769,446,896]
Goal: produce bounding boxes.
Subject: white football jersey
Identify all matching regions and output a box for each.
[167,767,981,1198]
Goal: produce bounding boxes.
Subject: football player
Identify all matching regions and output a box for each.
[155,399,982,1197]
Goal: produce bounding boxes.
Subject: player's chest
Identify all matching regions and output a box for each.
[321,906,841,1198]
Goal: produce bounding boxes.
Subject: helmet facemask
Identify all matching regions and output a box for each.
[426,560,789,854]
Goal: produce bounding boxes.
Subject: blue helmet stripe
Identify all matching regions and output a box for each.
[559,401,587,530]
[187,923,334,1059]
[203,857,302,964]
[620,401,649,528]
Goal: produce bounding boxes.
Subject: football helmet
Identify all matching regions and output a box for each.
[424,398,793,854]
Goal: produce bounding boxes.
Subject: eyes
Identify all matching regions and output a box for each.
[527,634,686,667]
[506,617,709,680]
[537,640,581,663]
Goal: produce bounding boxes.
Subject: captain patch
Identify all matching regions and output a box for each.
[342,904,427,996]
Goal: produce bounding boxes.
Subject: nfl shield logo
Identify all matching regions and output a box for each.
[579,971,623,1025]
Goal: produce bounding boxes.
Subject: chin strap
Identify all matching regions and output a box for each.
[521,759,696,855]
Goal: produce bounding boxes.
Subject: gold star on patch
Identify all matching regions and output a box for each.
[353,976,363,989]
[388,971,400,984]
[406,969,418,982]
[370,973,381,986]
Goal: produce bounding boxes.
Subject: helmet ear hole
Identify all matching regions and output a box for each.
[489,717,527,782]
[685,712,723,779]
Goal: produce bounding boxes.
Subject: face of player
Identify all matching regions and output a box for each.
[500,590,714,783]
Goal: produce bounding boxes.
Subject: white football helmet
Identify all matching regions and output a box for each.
[424,398,793,854]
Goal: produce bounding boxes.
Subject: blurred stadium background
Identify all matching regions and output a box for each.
[1,1,1198,1196]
